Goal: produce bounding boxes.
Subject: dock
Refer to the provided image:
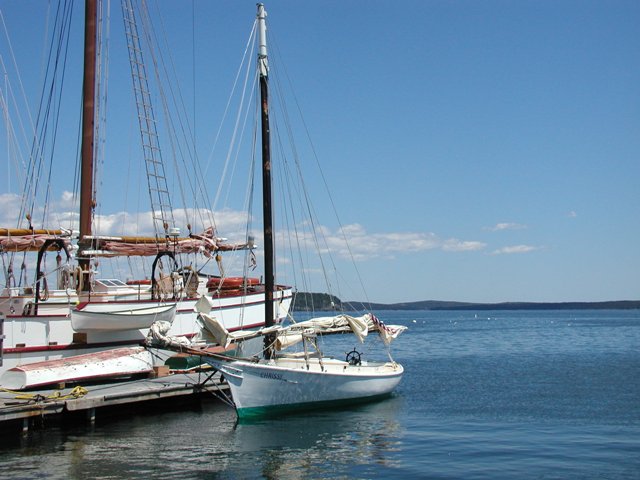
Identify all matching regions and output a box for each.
[0,370,229,433]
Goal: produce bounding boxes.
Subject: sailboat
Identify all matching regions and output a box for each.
[153,4,406,419]
[0,1,292,377]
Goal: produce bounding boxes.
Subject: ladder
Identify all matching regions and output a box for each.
[121,0,174,238]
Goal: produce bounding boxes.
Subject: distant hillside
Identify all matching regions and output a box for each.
[293,293,640,311]
[292,292,342,311]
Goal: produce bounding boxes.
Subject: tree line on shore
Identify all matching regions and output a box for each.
[291,292,640,311]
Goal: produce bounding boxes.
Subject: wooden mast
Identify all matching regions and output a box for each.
[257,4,275,358]
[78,0,97,289]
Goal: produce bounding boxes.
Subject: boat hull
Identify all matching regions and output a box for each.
[0,346,154,390]
[208,357,404,419]
[0,288,293,376]
[71,304,177,332]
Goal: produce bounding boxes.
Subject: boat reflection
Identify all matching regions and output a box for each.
[228,395,404,477]
[0,394,403,479]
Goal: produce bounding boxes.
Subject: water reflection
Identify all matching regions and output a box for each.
[230,396,404,478]
[0,395,404,480]
[4,311,636,479]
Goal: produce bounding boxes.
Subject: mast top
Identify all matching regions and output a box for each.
[257,3,269,77]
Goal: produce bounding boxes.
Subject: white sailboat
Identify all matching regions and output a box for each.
[0,1,292,376]
[155,4,406,419]
[212,357,403,419]
[183,311,406,418]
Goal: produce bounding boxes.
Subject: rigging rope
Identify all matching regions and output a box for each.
[139,2,196,231]
[91,0,112,239]
[206,30,375,318]
[121,0,175,238]
[209,20,258,214]
[0,9,40,202]
[24,1,74,229]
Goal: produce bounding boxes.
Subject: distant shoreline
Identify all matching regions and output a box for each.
[358,300,640,311]
[292,293,640,311]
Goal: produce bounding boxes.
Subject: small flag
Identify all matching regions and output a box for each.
[370,313,407,345]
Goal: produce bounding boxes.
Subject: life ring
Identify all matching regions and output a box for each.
[206,276,260,290]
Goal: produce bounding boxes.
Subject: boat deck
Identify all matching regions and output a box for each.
[0,370,228,433]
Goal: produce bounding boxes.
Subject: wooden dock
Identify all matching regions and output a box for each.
[0,370,230,433]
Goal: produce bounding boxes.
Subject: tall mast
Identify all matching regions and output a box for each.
[78,0,97,285]
[257,4,275,358]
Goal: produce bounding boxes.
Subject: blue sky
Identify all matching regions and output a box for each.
[1,1,639,304]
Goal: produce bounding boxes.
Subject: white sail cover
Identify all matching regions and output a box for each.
[287,313,406,345]
[195,312,406,349]
[198,313,282,348]
[275,333,304,350]
[288,314,370,342]
[199,313,231,347]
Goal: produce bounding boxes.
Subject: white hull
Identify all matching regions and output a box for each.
[71,303,177,331]
[0,288,292,377]
[0,346,154,390]
[209,356,404,418]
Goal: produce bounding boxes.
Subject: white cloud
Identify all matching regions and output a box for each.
[0,193,487,262]
[0,192,79,230]
[338,224,367,237]
[85,207,253,243]
[0,192,250,238]
[491,245,541,255]
[0,193,22,225]
[93,211,155,236]
[567,211,577,218]
[58,191,77,209]
[442,240,487,252]
[276,223,486,260]
[486,222,527,231]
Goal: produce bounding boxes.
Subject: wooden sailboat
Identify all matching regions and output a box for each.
[169,4,406,419]
[0,1,292,376]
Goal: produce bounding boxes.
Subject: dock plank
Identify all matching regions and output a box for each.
[0,372,229,429]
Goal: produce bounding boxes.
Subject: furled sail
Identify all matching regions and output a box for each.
[0,229,72,253]
[192,312,407,350]
[80,228,253,257]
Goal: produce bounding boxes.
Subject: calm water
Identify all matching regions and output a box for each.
[1,310,639,479]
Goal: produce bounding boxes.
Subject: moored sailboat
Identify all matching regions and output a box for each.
[154,4,407,419]
[0,1,292,376]
[184,311,406,418]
